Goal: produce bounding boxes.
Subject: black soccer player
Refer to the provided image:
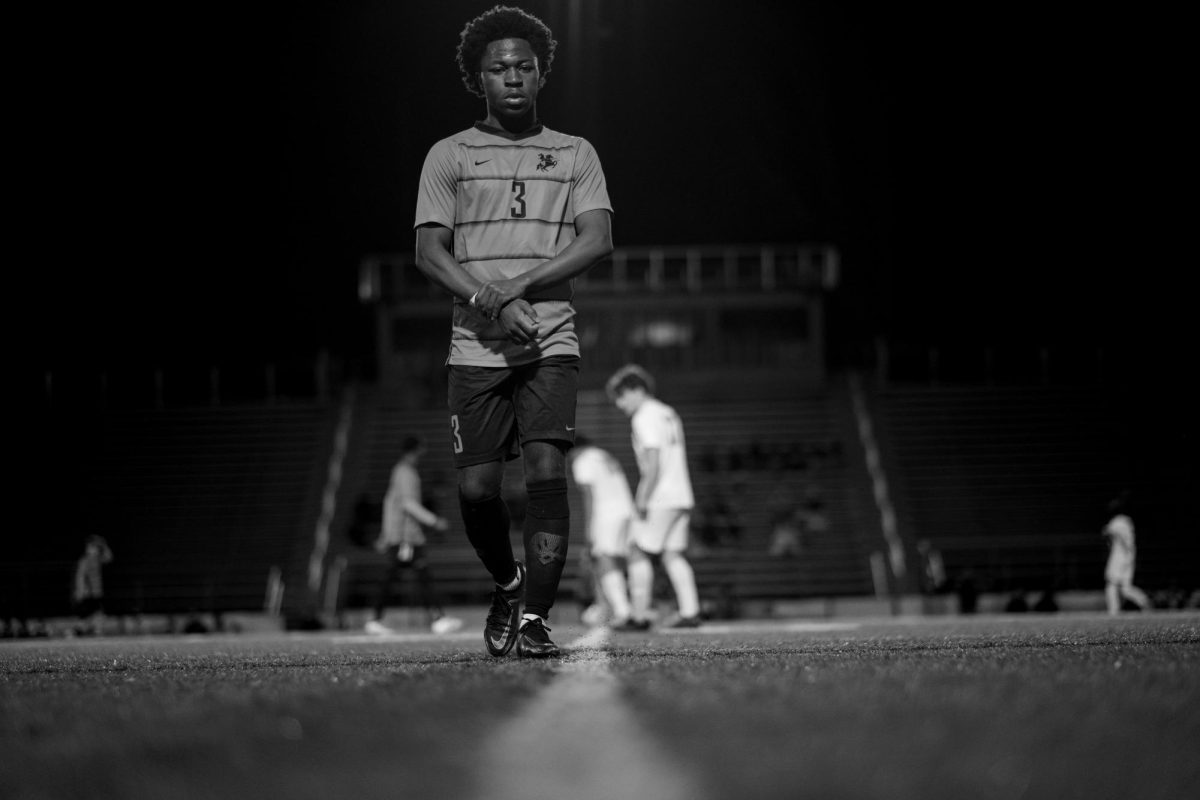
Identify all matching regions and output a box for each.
[412,5,614,657]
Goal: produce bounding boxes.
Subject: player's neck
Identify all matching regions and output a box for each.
[482,108,539,135]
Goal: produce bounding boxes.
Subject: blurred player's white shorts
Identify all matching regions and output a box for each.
[632,508,691,555]
[590,514,632,557]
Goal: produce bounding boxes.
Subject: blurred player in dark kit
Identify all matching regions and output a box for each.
[413,6,613,657]
[367,436,463,636]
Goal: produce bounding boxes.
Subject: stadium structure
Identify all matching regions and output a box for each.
[13,243,1196,635]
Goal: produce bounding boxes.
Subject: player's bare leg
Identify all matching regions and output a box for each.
[661,550,701,626]
[595,554,633,624]
[1120,581,1152,611]
[625,547,655,628]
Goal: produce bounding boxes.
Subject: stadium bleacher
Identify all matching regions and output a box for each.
[872,383,1196,596]
[17,404,333,626]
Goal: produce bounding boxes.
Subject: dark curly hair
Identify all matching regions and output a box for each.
[456,5,557,98]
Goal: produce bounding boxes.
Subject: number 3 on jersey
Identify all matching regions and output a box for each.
[450,414,464,454]
[511,180,526,218]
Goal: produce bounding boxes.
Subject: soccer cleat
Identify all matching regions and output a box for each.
[364,619,394,636]
[611,618,652,632]
[484,561,525,657]
[431,616,464,635]
[664,615,702,629]
[516,617,560,658]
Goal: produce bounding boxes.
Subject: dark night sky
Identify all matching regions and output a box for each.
[21,3,1186,373]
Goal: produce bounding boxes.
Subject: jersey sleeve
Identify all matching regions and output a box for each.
[632,409,666,448]
[414,138,459,230]
[571,138,612,217]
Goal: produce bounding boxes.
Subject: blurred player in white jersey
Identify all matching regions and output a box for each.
[606,365,702,628]
[568,435,637,628]
[1102,493,1152,615]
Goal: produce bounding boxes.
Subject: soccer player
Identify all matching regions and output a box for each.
[606,364,702,629]
[368,436,463,636]
[412,6,614,657]
[568,434,636,629]
[1102,493,1152,615]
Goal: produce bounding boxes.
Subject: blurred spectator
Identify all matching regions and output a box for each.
[368,436,462,635]
[1004,589,1029,613]
[693,489,743,556]
[799,491,829,543]
[916,539,948,594]
[1033,586,1059,613]
[72,535,113,635]
[1101,492,1152,615]
[767,505,804,558]
[956,569,979,614]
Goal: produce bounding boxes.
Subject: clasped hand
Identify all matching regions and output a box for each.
[497,299,539,345]
[472,277,527,319]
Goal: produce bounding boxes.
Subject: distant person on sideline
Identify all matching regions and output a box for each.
[1102,493,1152,614]
[72,534,113,635]
[412,5,614,657]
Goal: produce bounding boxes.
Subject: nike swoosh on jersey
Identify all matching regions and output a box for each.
[475,159,491,165]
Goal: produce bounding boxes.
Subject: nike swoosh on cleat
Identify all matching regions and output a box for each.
[475,159,491,165]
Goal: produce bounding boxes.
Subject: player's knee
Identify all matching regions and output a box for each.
[522,440,568,484]
[458,475,501,505]
[660,550,685,568]
[594,554,622,575]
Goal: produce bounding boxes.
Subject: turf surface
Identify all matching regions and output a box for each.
[2,612,1198,799]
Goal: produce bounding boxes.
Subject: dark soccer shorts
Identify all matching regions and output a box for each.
[446,355,579,468]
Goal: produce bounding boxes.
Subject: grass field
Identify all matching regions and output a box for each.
[2,611,1198,800]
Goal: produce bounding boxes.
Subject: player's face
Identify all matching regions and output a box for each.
[613,388,644,417]
[479,38,541,127]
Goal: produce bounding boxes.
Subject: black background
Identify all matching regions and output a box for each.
[18,2,1187,375]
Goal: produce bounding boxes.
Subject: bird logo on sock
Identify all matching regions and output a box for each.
[531,532,565,565]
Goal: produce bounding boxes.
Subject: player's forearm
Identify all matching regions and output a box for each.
[520,226,613,294]
[401,499,439,527]
[637,461,661,509]
[415,234,483,302]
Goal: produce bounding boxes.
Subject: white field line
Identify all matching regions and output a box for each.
[468,627,705,800]
[656,620,861,635]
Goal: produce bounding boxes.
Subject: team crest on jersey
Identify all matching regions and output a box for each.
[536,153,558,172]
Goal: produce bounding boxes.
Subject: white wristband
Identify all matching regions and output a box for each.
[469,291,479,307]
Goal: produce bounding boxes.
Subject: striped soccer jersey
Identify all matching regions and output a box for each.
[414,122,612,367]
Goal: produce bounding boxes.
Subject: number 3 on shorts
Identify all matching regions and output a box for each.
[450,414,464,454]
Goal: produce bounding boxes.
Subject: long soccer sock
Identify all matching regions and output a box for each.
[627,553,655,620]
[521,479,570,619]
[458,491,517,585]
[663,551,701,618]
